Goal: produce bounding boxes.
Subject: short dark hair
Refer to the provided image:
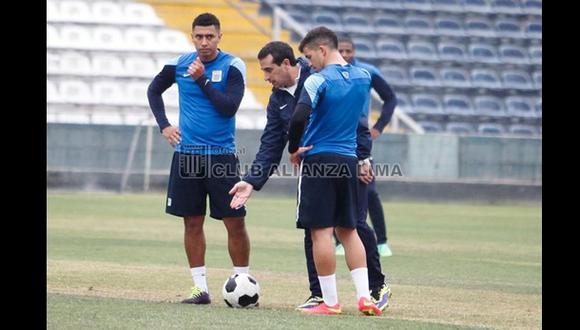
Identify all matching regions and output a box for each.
[192,13,220,30]
[257,41,297,66]
[298,26,338,52]
[338,35,354,48]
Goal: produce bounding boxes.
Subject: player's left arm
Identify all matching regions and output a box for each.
[370,71,397,136]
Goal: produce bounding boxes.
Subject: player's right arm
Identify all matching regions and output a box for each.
[147,63,181,146]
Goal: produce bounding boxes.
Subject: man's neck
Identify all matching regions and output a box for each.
[324,51,348,67]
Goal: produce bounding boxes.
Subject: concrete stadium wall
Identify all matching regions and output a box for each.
[47,123,542,203]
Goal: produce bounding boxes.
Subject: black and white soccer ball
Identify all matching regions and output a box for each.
[222,273,260,308]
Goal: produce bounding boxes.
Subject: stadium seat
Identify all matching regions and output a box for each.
[474,95,507,117]
[47,80,61,103]
[525,20,542,39]
[47,25,61,48]
[491,0,522,14]
[443,94,475,116]
[465,17,496,37]
[469,43,499,63]
[124,56,158,78]
[411,94,444,114]
[59,52,92,75]
[529,45,542,65]
[125,81,151,106]
[162,85,180,108]
[496,18,524,38]
[312,11,343,33]
[471,68,502,89]
[93,80,126,105]
[499,44,529,65]
[376,39,407,60]
[342,13,371,33]
[47,52,60,75]
[438,41,468,62]
[446,122,475,135]
[522,0,542,15]
[380,65,410,86]
[352,38,377,59]
[123,2,164,26]
[463,0,492,13]
[373,0,403,10]
[440,67,471,88]
[394,93,411,112]
[92,54,125,77]
[402,0,432,11]
[407,40,438,61]
[47,1,61,22]
[535,98,542,117]
[435,16,465,36]
[59,25,92,49]
[59,0,92,23]
[532,71,542,89]
[432,0,464,12]
[501,70,534,90]
[417,121,443,133]
[59,79,93,104]
[91,1,124,24]
[410,66,440,87]
[509,124,537,136]
[283,8,311,26]
[124,28,157,52]
[478,123,505,135]
[404,15,434,35]
[505,96,536,118]
[93,26,125,51]
[239,88,263,111]
[374,14,405,34]
[157,30,191,53]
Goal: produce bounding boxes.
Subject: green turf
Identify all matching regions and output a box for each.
[47,192,541,329]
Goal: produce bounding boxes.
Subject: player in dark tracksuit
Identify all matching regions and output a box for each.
[228,41,391,311]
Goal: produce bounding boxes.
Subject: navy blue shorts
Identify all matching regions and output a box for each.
[296,153,359,229]
[165,152,246,220]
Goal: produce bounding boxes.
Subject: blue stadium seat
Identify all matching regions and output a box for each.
[435,16,465,36]
[499,44,529,65]
[284,8,311,26]
[407,40,438,61]
[411,94,444,114]
[343,13,372,33]
[509,124,537,136]
[525,19,542,39]
[443,94,475,116]
[474,95,508,118]
[379,65,410,86]
[352,38,377,59]
[446,122,475,135]
[394,93,411,112]
[522,0,542,15]
[438,41,468,62]
[376,39,408,60]
[535,98,542,117]
[471,69,502,89]
[495,18,524,38]
[312,11,343,32]
[417,121,444,133]
[505,96,536,118]
[465,17,496,37]
[501,70,534,90]
[410,66,440,87]
[440,67,471,88]
[404,15,434,35]
[374,14,405,34]
[478,123,506,135]
[372,0,403,10]
[491,0,522,14]
[469,43,499,63]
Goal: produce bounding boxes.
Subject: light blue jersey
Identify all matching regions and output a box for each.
[297,64,372,157]
[171,51,246,154]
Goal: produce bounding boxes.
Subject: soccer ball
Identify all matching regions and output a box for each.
[222,273,260,308]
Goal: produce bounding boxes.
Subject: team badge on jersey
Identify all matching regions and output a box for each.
[211,70,223,82]
[341,71,350,79]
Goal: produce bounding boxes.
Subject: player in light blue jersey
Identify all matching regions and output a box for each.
[287,26,381,316]
[147,13,251,305]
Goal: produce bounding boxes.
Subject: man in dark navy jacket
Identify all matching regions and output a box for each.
[229,41,392,312]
